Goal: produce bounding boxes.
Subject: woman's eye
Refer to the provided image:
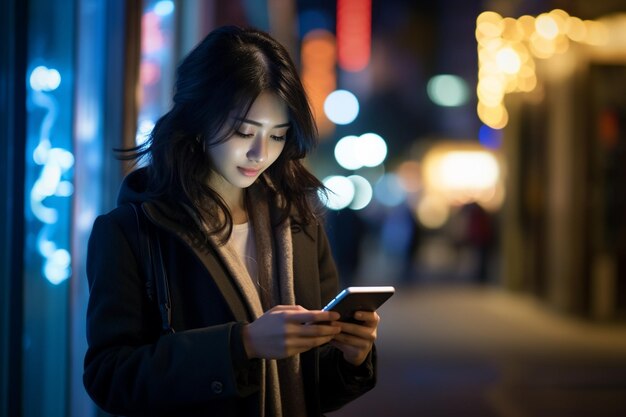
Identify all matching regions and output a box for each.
[235,131,254,138]
[271,135,286,142]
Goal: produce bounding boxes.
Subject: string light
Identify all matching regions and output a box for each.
[476,9,609,129]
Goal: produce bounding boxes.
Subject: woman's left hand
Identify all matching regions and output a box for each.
[330,311,379,366]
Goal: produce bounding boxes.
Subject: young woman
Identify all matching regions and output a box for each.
[84,26,379,416]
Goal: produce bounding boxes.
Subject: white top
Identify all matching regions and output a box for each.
[229,222,259,287]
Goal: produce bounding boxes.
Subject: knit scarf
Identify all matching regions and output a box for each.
[198,184,307,417]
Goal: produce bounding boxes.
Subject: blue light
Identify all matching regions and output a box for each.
[28,67,74,284]
[29,65,61,92]
[154,0,174,16]
[374,174,406,207]
[37,235,71,284]
[478,124,503,149]
[56,181,74,197]
[44,248,72,285]
[136,119,155,146]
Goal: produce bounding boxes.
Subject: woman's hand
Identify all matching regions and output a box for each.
[330,311,379,366]
[242,305,341,359]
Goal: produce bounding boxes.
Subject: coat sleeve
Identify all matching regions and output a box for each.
[314,221,377,412]
[83,213,259,416]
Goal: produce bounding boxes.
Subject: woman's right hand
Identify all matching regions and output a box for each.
[242,305,341,359]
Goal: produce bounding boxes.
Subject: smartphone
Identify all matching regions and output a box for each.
[322,286,395,323]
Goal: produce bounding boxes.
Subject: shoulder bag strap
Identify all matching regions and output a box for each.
[130,202,175,334]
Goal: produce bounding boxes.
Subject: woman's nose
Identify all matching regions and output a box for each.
[246,135,267,163]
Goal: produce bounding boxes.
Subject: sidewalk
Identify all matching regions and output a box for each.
[328,285,626,417]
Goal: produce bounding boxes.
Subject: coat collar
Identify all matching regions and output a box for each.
[141,199,252,322]
[139,181,304,321]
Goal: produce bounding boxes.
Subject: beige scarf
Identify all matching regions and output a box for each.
[196,184,307,417]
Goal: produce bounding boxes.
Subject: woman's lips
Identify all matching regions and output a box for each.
[238,167,261,177]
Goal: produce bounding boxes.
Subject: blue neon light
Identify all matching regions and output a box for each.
[153,0,174,16]
[28,65,74,285]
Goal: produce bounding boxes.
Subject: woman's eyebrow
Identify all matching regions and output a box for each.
[235,117,290,128]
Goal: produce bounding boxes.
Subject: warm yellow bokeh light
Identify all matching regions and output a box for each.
[565,16,587,42]
[496,47,522,74]
[501,17,524,41]
[476,9,607,129]
[529,32,556,58]
[416,194,450,229]
[476,11,504,37]
[477,102,508,129]
[554,34,570,54]
[584,20,609,45]
[438,152,500,190]
[536,14,559,40]
[421,143,506,210]
[549,9,570,31]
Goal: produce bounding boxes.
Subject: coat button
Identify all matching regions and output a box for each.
[211,380,223,394]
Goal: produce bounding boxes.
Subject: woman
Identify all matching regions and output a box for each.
[84,26,378,417]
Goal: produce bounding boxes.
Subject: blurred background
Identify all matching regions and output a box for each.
[2,0,626,416]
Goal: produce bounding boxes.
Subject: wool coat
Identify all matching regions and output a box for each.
[83,169,376,417]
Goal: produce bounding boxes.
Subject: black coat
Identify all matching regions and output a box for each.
[83,170,376,416]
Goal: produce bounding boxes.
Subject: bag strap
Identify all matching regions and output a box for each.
[129,203,175,335]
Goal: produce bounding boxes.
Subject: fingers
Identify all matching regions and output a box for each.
[246,305,344,360]
[352,311,379,326]
[336,311,379,335]
[269,305,340,324]
[332,331,373,347]
[286,334,336,352]
[329,310,378,367]
[281,322,340,356]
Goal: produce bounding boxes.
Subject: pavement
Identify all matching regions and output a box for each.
[327,284,626,417]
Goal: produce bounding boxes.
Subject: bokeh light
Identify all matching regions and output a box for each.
[301,29,337,137]
[336,0,372,72]
[478,124,503,149]
[422,142,505,208]
[324,89,359,125]
[334,135,361,170]
[348,175,373,210]
[495,47,521,74]
[476,9,610,128]
[322,175,355,210]
[153,0,174,16]
[427,74,470,107]
[334,132,387,170]
[359,133,387,167]
[374,174,406,207]
[396,161,422,193]
[416,193,450,229]
[29,66,61,92]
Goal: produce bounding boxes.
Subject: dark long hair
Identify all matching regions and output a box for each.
[120,26,324,244]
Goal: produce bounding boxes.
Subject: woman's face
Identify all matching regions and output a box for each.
[206,91,289,194]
